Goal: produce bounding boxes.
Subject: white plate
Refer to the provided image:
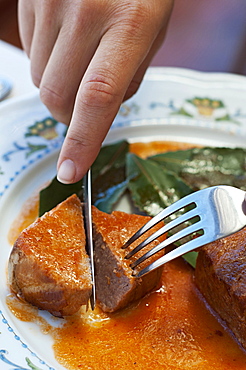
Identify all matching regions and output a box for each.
[0,67,246,370]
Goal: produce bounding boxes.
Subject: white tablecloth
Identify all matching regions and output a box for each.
[0,40,37,100]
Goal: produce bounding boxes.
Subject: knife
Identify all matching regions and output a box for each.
[83,168,96,310]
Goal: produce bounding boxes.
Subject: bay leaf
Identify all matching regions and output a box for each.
[92,166,128,213]
[150,147,246,191]
[39,140,129,216]
[39,177,82,216]
[126,153,193,217]
[92,140,129,181]
[182,251,198,268]
[92,140,129,212]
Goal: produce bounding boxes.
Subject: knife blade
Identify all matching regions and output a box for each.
[83,168,96,310]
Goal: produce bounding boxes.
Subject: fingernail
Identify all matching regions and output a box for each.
[57,159,76,184]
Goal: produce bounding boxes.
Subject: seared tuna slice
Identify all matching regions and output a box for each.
[195,227,246,349]
[9,194,92,317]
[92,207,165,312]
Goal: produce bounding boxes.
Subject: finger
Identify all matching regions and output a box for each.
[57,0,174,183]
[57,25,161,184]
[18,0,35,56]
[123,19,170,101]
[38,20,103,124]
[29,6,61,87]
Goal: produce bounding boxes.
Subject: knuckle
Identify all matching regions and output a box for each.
[40,86,63,110]
[113,1,168,40]
[82,75,119,110]
[66,129,96,150]
[118,2,152,30]
[68,0,106,32]
[40,86,72,124]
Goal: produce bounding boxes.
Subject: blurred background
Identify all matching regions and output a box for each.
[0,0,246,75]
[151,0,246,75]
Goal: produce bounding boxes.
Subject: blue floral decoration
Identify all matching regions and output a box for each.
[0,311,56,370]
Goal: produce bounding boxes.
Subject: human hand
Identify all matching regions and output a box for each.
[18,0,174,183]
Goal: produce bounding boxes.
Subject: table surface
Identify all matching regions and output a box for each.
[0,41,37,100]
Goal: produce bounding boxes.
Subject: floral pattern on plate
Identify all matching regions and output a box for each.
[2,117,64,163]
[121,95,246,125]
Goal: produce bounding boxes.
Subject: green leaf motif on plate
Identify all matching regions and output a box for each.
[25,357,44,370]
[0,350,45,370]
[25,142,48,158]
[172,96,240,124]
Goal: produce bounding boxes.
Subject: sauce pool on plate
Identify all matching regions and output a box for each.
[6,141,246,370]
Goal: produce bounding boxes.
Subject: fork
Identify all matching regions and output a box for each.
[123,185,246,278]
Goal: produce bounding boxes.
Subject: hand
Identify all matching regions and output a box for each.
[18,0,174,183]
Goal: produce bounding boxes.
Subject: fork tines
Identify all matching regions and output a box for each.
[122,190,212,278]
[123,186,246,278]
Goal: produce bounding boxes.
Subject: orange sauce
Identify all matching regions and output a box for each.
[8,191,39,245]
[53,259,246,370]
[6,141,246,370]
[6,259,246,369]
[129,140,196,158]
[6,293,52,334]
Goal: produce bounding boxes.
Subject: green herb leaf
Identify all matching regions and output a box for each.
[126,153,193,216]
[39,140,129,216]
[39,177,82,216]
[150,147,246,191]
[38,144,246,270]
[182,251,198,268]
[92,166,128,213]
[92,140,129,181]
[91,140,129,212]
